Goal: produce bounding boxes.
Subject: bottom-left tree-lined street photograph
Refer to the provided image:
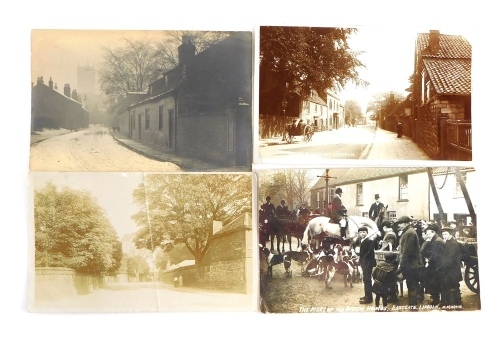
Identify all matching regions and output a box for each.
[29,172,255,312]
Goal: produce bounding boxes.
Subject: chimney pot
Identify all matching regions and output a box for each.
[429,30,440,54]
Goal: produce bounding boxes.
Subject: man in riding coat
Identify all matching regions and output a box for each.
[369,194,385,221]
[396,215,424,310]
[261,196,275,218]
[276,199,290,218]
[329,187,348,239]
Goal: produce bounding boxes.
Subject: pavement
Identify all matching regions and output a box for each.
[110,131,250,172]
[259,125,431,161]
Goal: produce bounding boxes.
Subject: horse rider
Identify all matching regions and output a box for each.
[261,196,276,219]
[369,194,385,222]
[276,199,290,218]
[329,187,348,240]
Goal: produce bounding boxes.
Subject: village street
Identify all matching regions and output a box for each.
[258,124,431,162]
[259,125,376,163]
[30,125,182,172]
[33,281,255,312]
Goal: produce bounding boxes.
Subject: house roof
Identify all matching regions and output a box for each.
[307,90,327,106]
[423,59,471,95]
[386,96,412,117]
[112,92,147,115]
[416,33,471,59]
[416,32,471,96]
[213,212,251,236]
[310,167,428,191]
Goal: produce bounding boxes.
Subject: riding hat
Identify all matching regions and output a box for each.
[375,194,380,199]
[335,187,343,194]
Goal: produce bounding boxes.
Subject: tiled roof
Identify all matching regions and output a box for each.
[423,58,471,95]
[310,167,427,191]
[417,33,471,59]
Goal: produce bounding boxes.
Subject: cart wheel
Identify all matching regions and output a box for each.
[465,263,480,294]
[285,132,293,143]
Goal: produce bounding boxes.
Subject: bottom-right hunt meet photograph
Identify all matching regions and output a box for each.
[258,166,480,313]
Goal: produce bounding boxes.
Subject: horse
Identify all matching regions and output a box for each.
[303,215,380,250]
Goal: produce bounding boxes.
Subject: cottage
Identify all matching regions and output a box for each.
[413,30,472,160]
[115,32,252,168]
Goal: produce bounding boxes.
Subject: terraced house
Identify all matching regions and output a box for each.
[115,32,253,169]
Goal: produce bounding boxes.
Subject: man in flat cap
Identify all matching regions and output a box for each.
[396,215,424,310]
[420,223,445,305]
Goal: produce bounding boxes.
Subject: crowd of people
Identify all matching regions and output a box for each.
[260,194,472,312]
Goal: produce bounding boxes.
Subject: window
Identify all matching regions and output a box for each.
[329,100,332,109]
[159,106,164,130]
[399,174,408,200]
[317,191,320,209]
[356,184,363,206]
[388,211,397,222]
[145,109,150,129]
[455,172,466,198]
[425,81,430,103]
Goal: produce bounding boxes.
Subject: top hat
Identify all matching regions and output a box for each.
[375,194,380,199]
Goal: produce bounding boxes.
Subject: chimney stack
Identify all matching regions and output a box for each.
[37,76,44,85]
[64,84,71,97]
[72,89,78,100]
[49,77,53,90]
[178,35,195,69]
[429,30,440,54]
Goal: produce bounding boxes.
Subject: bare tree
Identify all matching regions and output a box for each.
[99,38,164,102]
[154,30,230,70]
[259,170,314,209]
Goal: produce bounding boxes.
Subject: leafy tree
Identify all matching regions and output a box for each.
[259,170,314,209]
[366,92,406,123]
[127,255,150,282]
[34,182,122,274]
[344,100,364,126]
[131,174,252,264]
[260,26,368,115]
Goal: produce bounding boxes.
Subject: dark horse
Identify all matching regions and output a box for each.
[259,210,284,253]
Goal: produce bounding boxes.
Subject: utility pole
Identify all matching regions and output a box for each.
[427,167,446,227]
[317,169,336,213]
[455,167,476,226]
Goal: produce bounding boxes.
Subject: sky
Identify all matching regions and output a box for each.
[31,25,474,115]
[338,25,474,113]
[30,172,144,238]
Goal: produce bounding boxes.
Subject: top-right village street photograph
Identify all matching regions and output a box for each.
[257,26,472,163]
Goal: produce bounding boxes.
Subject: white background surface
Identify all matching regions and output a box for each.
[2,0,496,335]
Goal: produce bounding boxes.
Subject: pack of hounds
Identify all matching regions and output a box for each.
[260,243,363,289]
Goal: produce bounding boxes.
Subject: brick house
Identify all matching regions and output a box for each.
[163,212,253,293]
[413,30,472,160]
[310,167,430,221]
[115,32,252,169]
[31,76,89,131]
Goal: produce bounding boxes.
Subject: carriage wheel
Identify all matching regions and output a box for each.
[464,263,480,294]
[303,126,313,142]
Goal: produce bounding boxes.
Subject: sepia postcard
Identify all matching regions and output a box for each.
[258,166,480,313]
[257,26,472,164]
[28,172,255,312]
[30,30,253,172]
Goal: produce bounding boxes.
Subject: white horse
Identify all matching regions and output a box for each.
[303,215,379,248]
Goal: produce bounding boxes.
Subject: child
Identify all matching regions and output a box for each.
[372,252,399,311]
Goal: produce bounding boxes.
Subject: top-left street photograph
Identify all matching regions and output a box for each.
[31,30,253,172]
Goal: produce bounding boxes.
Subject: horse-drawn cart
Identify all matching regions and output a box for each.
[284,122,314,143]
[458,238,479,294]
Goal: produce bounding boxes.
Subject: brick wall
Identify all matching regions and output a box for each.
[416,96,466,159]
[176,113,233,165]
